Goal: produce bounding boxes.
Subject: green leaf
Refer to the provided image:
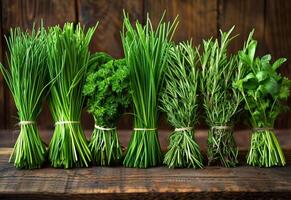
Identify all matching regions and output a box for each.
[272,58,287,71]
[247,40,257,62]
[261,54,271,63]
[255,70,269,82]
[278,85,289,99]
[242,73,258,90]
[263,77,279,96]
[239,51,252,66]
[243,73,255,81]
[255,85,267,97]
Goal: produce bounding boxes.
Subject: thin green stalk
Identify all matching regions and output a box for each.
[47,23,97,168]
[207,127,238,167]
[121,11,178,168]
[0,27,48,169]
[247,130,285,167]
[88,128,122,166]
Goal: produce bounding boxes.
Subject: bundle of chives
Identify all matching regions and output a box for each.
[47,23,97,168]
[83,52,131,166]
[0,27,48,169]
[121,12,178,168]
[234,31,291,167]
[199,27,242,167]
[160,41,203,168]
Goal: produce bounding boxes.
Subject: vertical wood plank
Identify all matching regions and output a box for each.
[265,0,291,128]
[77,0,143,58]
[0,1,5,128]
[218,0,265,55]
[1,0,76,129]
[144,0,217,46]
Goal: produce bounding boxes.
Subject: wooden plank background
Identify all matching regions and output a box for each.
[0,0,290,130]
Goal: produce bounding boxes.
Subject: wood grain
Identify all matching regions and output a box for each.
[218,0,265,55]
[0,0,5,129]
[0,148,291,199]
[77,0,143,58]
[144,0,217,47]
[0,0,76,129]
[265,0,291,129]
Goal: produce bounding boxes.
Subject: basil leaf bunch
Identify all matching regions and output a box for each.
[160,41,203,168]
[83,52,131,166]
[234,31,291,167]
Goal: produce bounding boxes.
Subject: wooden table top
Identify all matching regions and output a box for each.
[0,148,291,200]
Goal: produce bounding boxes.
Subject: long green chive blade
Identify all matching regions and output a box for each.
[47,22,97,168]
[121,12,178,168]
[0,26,48,169]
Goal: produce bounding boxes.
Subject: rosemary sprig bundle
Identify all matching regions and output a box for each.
[234,31,291,167]
[0,27,48,169]
[160,41,203,168]
[47,23,97,168]
[83,52,130,166]
[199,27,241,167]
[121,12,178,168]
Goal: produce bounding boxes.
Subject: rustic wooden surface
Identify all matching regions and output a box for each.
[0,148,291,200]
[0,0,291,130]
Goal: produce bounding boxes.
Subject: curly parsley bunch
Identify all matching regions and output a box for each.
[83,52,130,166]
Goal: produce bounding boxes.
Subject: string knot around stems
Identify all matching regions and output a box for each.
[174,127,193,131]
[18,121,36,126]
[55,121,80,126]
[252,127,274,132]
[133,128,157,131]
[94,124,116,131]
[211,125,233,130]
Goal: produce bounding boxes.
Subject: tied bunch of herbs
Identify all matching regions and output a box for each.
[0,27,48,169]
[199,27,242,167]
[121,12,178,168]
[83,52,130,166]
[47,23,97,168]
[234,31,291,167]
[160,41,203,168]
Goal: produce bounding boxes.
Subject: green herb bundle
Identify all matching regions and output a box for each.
[121,12,178,168]
[234,32,290,167]
[199,27,241,167]
[47,23,97,168]
[83,52,130,166]
[160,41,203,168]
[0,27,48,169]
